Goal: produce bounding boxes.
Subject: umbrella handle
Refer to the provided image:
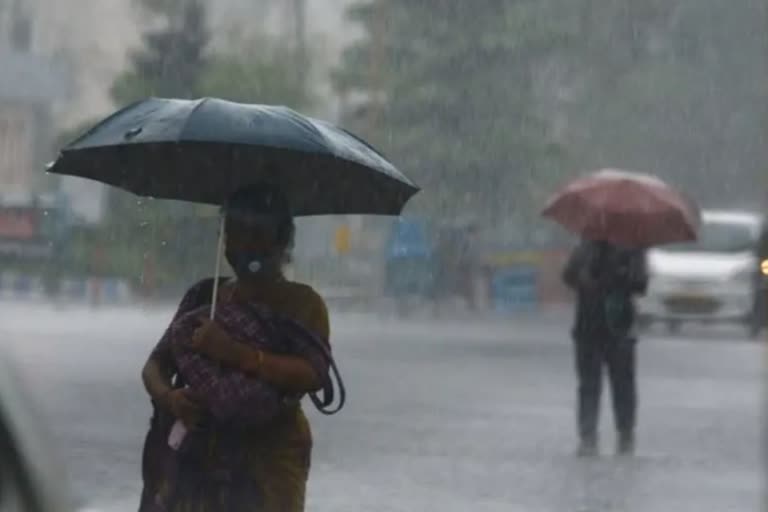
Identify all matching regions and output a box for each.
[210,215,226,320]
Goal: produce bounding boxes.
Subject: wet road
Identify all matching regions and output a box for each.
[0,303,763,511]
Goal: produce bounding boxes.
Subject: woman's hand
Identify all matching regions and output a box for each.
[164,388,204,429]
[189,317,245,368]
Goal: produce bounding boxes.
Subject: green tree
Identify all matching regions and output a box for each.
[111,0,209,104]
[199,31,315,108]
[334,1,572,222]
[57,3,319,289]
[57,0,213,291]
[110,1,314,110]
[561,0,767,207]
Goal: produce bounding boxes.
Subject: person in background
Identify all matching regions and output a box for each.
[562,238,648,456]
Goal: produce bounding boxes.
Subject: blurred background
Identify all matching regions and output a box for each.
[0,3,765,511]
[0,0,764,310]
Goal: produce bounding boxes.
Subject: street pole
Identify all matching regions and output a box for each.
[292,0,308,88]
[365,3,388,294]
[368,2,385,133]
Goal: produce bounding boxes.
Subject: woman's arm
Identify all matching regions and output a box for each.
[141,279,212,424]
[238,346,322,393]
[142,349,204,427]
[189,321,323,393]
[141,350,174,406]
[241,292,330,393]
[252,290,331,393]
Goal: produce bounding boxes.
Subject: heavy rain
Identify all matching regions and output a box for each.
[0,1,765,511]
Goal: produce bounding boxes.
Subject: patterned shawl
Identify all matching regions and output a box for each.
[168,301,331,427]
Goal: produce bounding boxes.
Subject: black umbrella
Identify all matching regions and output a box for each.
[47,97,418,216]
[47,97,419,316]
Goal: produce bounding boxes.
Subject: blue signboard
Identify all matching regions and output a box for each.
[491,266,538,312]
[386,218,432,260]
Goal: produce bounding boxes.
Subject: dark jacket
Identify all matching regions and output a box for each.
[563,240,648,338]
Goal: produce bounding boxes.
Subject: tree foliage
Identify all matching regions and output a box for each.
[60,0,317,288]
[337,0,767,224]
[335,1,572,222]
[111,0,209,104]
[561,0,768,207]
[198,31,315,108]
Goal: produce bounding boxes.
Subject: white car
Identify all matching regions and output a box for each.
[637,210,764,335]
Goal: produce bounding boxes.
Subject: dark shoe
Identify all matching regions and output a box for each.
[616,432,635,455]
[577,437,598,457]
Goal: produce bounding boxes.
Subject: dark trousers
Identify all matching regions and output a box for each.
[574,334,637,440]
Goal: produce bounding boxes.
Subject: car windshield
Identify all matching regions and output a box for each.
[663,220,758,253]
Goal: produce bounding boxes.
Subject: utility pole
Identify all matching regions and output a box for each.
[292,0,308,89]
[368,2,385,134]
[10,0,31,52]
[364,3,388,286]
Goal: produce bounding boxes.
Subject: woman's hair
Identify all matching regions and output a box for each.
[222,183,296,262]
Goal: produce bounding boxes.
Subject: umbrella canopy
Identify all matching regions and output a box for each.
[47,97,418,216]
[542,169,699,248]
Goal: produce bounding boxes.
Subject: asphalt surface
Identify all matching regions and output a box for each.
[0,302,763,511]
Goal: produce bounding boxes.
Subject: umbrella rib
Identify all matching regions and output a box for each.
[66,98,155,149]
[177,97,212,140]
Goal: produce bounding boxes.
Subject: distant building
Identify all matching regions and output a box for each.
[0,0,107,223]
[0,0,70,198]
[4,0,359,225]
[0,52,70,191]
[22,0,358,125]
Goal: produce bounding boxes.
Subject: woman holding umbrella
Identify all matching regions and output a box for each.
[140,184,330,511]
[46,97,419,512]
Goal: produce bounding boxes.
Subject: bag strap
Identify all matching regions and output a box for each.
[240,301,346,416]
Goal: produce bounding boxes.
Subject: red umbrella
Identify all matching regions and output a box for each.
[542,169,699,248]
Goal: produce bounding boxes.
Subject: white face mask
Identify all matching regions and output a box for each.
[225,249,279,278]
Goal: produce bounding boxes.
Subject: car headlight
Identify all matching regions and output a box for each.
[761,259,768,276]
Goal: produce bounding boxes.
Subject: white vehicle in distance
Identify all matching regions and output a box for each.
[637,210,765,336]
